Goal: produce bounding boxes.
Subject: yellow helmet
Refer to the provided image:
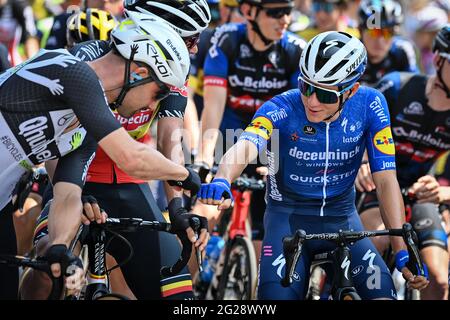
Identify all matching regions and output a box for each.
[220,0,240,8]
[67,8,118,46]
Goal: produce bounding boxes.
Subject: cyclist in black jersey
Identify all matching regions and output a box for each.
[358,0,418,87]
[0,17,203,299]
[23,3,214,299]
[356,26,450,300]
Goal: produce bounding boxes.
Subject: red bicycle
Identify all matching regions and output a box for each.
[204,175,265,300]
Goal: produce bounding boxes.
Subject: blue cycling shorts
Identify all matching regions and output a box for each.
[257,205,397,300]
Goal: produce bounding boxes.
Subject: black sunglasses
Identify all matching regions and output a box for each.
[299,77,353,104]
[262,6,293,19]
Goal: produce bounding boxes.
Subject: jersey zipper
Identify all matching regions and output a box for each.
[320,122,330,216]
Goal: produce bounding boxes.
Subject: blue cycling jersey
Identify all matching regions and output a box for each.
[238,86,397,214]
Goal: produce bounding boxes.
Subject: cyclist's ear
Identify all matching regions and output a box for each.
[131,66,149,81]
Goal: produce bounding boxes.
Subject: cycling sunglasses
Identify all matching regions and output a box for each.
[299,76,353,104]
[312,2,336,14]
[365,28,395,40]
[184,34,200,50]
[262,6,293,19]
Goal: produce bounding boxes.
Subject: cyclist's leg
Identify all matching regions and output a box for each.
[358,192,390,254]
[0,203,19,299]
[346,212,397,300]
[411,203,449,300]
[257,207,311,300]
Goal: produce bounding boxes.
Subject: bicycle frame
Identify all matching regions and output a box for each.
[282,223,426,300]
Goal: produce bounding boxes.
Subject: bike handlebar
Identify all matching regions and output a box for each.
[94,217,200,278]
[0,255,64,300]
[281,222,425,287]
[232,176,266,191]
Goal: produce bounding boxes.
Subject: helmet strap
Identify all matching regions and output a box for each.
[248,6,273,47]
[109,44,151,111]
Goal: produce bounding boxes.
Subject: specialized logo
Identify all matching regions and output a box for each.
[303,125,316,136]
[346,51,366,74]
[403,102,424,115]
[373,126,395,155]
[245,117,273,140]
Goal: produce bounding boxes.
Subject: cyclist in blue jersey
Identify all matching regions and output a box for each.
[357,25,450,300]
[195,0,305,248]
[358,0,418,87]
[197,31,429,299]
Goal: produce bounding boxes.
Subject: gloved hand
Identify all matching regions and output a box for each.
[197,178,233,207]
[168,197,209,250]
[168,167,201,195]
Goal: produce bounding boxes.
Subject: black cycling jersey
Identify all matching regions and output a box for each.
[360,37,418,87]
[204,23,306,128]
[189,28,214,115]
[45,13,72,50]
[376,72,450,188]
[0,48,120,210]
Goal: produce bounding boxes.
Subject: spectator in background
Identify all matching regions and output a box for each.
[0,0,39,65]
[412,5,448,75]
[296,0,359,41]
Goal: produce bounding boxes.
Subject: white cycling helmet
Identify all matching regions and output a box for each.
[111,16,190,88]
[300,31,367,87]
[123,0,211,38]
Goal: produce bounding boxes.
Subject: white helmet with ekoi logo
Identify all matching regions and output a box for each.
[110,15,190,88]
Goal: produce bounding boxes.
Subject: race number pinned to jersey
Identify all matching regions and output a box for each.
[245,116,273,140]
[373,126,395,155]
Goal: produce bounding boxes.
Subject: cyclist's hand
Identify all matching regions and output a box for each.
[197,178,233,210]
[401,267,429,291]
[46,244,85,294]
[409,175,444,204]
[355,161,376,192]
[65,266,86,296]
[168,198,209,250]
[168,167,201,194]
[80,195,107,225]
[396,250,429,291]
[192,162,211,183]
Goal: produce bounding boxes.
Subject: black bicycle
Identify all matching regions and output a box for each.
[3,217,200,300]
[281,223,427,300]
[77,216,201,300]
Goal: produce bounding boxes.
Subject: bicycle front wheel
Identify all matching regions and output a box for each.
[216,236,257,300]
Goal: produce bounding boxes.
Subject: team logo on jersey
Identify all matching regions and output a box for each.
[303,125,316,136]
[403,102,424,115]
[291,131,299,141]
[245,116,273,140]
[373,126,395,155]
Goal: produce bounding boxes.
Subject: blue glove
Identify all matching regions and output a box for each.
[395,250,429,279]
[197,178,233,202]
